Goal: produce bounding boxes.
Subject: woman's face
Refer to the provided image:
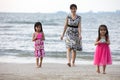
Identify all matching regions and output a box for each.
[70,7,77,14]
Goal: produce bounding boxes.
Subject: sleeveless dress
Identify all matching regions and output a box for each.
[94,38,112,66]
[34,33,45,58]
[65,15,82,51]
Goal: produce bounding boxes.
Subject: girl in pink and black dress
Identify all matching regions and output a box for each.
[32,22,45,68]
[94,25,112,74]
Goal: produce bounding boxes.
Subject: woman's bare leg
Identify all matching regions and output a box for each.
[71,50,76,66]
[67,48,71,67]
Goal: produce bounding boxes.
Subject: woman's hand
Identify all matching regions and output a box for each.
[60,35,64,40]
[79,35,82,40]
[61,16,68,40]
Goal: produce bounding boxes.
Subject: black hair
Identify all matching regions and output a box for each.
[34,22,43,32]
[70,4,77,9]
[98,24,109,41]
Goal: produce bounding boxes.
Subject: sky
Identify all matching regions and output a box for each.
[0,0,120,13]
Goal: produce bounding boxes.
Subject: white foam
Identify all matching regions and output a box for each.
[0,56,119,65]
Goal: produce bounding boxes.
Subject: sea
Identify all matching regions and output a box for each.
[0,12,120,64]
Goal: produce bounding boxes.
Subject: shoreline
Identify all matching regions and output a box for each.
[0,63,120,80]
[0,56,120,65]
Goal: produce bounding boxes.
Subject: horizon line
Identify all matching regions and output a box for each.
[0,10,120,14]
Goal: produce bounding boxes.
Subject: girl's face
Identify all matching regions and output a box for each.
[70,7,77,14]
[100,27,106,36]
[35,26,41,32]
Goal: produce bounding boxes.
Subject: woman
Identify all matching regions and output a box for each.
[61,4,82,67]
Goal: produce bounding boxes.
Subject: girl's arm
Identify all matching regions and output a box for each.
[78,19,82,39]
[32,33,37,41]
[61,16,68,40]
[94,38,100,46]
[106,38,110,45]
[42,32,45,40]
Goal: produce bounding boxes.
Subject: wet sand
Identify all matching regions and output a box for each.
[0,63,120,80]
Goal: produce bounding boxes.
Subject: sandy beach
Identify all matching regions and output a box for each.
[0,63,120,80]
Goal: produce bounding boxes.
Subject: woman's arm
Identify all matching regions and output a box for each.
[78,20,82,39]
[61,17,68,40]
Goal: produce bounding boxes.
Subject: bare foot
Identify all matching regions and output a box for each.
[36,65,40,68]
[96,70,100,73]
[67,63,71,67]
[39,62,42,68]
[71,64,75,67]
[103,72,106,74]
[39,64,42,68]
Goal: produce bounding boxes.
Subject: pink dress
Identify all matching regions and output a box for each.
[94,42,112,66]
[34,33,45,58]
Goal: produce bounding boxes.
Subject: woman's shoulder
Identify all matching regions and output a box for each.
[66,14,81,20]
[66,14,71,19]
[76,14,81,19]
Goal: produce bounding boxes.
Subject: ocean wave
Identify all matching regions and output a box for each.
[6,21,35,24]
[0,12,120,60]
[5,21,63,26]
[0,26,14,28]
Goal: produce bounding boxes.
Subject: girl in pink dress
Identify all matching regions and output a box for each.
[94,25,112,74]
[32,22,45,68]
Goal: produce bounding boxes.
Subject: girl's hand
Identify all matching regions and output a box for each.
[60,35,64,40]
[34,33,38,38]
[98,40,101,42]
[106,41,110,45]
[42,32,45,40]
[95,41,101,45]
[32,32,38,41]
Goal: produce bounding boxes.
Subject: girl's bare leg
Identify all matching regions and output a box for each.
[36,58,39,68]
[67,48,71,67]
[71,50,76,66]
[39,57,43,67]
[103,65,106,74]
[96,65,100,73]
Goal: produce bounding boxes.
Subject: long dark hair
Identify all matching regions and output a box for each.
[98,24,109,41]
[34,22,43,32]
